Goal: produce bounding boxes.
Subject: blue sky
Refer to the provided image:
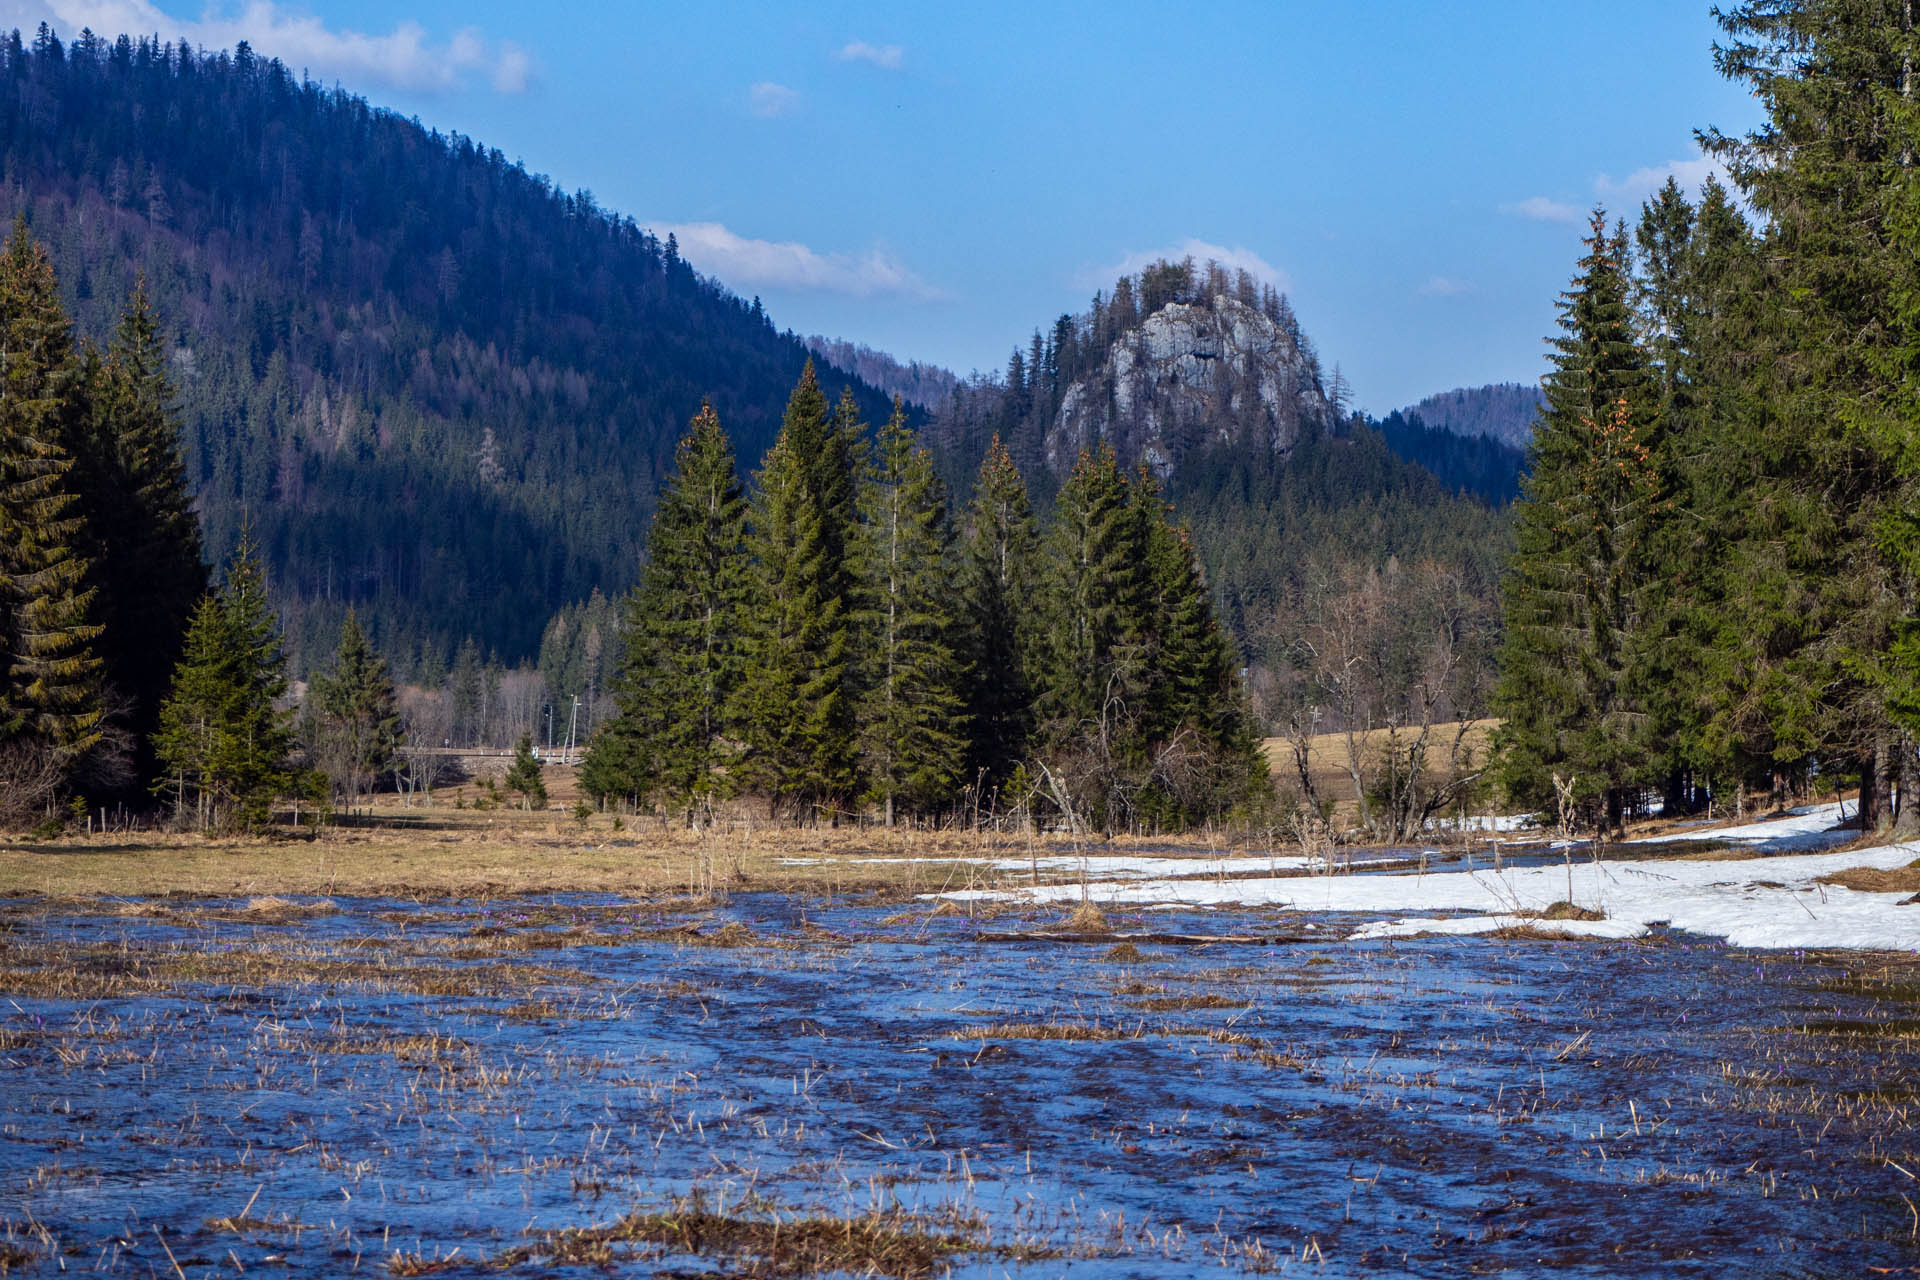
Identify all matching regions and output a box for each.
[16,1,1765,412]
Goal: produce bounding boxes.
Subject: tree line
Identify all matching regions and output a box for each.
[0,218,203,826]
[0,215,428,832]
[1493,1,1920,837]
[582,362,1266,832]
[0,205,1268,836]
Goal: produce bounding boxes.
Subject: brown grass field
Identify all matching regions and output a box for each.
[1261,719,1500,815]
[0,765,1267,900]
[6,719,1831,901]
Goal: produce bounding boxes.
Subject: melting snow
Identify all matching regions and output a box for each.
[937,805,1920,951]
[780,852,1314,880]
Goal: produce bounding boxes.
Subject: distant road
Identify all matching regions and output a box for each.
[407,747,579,764]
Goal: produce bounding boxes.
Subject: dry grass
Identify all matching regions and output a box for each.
[0,792,1271,900]
[1816,862,1920,894]
[486,1193,1005,1277]
[1060,901,1111,934]
[1129,993,1251,1012]
[0,934,597,1001]
[1486,924,1606,942]
[961,1020,1142,1043]
[1262,719,1499,821]
[1515,901,1607,922]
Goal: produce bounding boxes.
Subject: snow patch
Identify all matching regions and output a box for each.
[1628,801,1851,852]
[934,810,1920,951]
[779,852,1312,880]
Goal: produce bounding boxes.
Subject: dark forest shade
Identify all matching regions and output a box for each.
[0,26,897,675]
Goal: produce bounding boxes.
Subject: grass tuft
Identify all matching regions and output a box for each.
[1061,901,1111,934]
[494,1192,1002,1277]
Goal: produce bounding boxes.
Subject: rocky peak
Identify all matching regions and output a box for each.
[1047,294,1333,479]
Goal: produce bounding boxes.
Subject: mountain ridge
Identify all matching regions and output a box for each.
[1398,382,1543,450]
[0,26,899,675]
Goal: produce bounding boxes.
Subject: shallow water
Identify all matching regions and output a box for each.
[0,893,1914,1276]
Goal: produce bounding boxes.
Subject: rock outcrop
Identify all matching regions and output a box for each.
[1047,294,1333,478]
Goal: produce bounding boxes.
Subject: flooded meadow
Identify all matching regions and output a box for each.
[0,890,1916,1276]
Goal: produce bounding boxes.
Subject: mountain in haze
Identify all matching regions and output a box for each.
[0,27,898,674]
[803,334,958,411]
[1399,382,1543,450]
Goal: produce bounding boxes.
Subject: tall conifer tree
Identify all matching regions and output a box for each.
[78,280,207,790]
[1636,178,1763,809]
[308,610,401,802]
[1033,443,1151,829]
[956,436,1039,793]
[734,365,859,820]
[1136,472,1264,821]
[1708,1,1919,825]
[155,529,293,831]
[1493,210,1665,832]
[0,219,101,781]
[853,401,966,824]
[584,402,749,819]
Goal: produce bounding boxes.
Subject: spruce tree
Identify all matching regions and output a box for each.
[0,218,102,789]
[212,529,295,831]
[504,732,548,810]
[154,531,294,832]
[734,428,856,819]
[731,364,862,821]
[585,402,749,819]
[956,435,1040,794]
[1033,442,1151,830]
[1492,210,1665,833]
[1639,178,1763,811]
[81,280,207,790]
[308,610,401,802]
[1136,473,1265,822]
[1708,2,1918,824]
[448,638,483,746]
[853,401,966,825]
[152,595,226,830]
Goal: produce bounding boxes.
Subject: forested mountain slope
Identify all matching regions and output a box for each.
[0,27,897,675]
[1374,409,1527,503]
[1400,383,1543,450]
[923,259,1514,735]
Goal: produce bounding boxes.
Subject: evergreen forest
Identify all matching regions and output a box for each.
[24,2,1920,841]
[582,366,1265,832]
[1491,2,1920,837]
[0,25,898,677]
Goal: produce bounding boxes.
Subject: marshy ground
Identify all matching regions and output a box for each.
[1,880,1917,1277]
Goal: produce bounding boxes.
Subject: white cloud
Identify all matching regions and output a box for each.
[6,0,532,94]
[656,221,941,300]
[1081,238,1289,291]
[1593,150,1734,209]
[1499,195,1581,224]
[836,39,902,69]
[747,80,799,118]
[1501,150,1739,227]
[1418,275,1471,297]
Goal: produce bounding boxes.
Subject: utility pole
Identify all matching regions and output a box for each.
[565,695,580,764]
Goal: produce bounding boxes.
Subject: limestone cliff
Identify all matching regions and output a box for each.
[1047,294,1334,478]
